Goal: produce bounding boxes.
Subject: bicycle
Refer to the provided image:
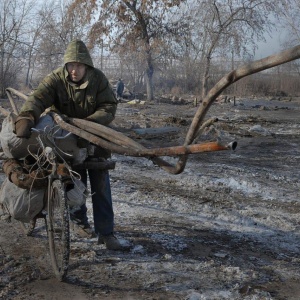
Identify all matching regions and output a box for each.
[6,121,115,281]
[15,126,75,280]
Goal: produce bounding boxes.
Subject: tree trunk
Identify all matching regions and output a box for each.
[145,48,154,100]
[145,66,154,101]
[201,56,211,99]
[0,31,5,98]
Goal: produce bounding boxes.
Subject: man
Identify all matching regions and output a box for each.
[116,78,124,99]
[14,39,123,250]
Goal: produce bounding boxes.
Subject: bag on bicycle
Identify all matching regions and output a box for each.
[0,178,45,223]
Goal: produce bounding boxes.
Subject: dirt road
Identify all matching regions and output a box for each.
[1,97,300,299]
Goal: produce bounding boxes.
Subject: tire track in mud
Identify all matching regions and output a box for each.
[0,219,51,298]
[0,219,89,300]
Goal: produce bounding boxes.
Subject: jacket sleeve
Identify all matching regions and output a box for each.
[20,73,57,122]
[85,76,118,125]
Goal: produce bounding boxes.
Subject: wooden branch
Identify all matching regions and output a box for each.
[152,45,300,174]
[54,113,235,157]
[5,88,21,115]
[0,106,11,117]
[168,44,300,174]
[6,87,28,101]
[3,45,300,174]
[186,45,300,144]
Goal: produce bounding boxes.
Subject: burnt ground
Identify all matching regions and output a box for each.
[1,97,300,300]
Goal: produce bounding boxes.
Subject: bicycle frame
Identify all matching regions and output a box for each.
[17,122,115,281]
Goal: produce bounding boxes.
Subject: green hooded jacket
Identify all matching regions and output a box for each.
[21,40,117,125]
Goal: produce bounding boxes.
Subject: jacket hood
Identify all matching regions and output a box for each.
[63,39,94,68]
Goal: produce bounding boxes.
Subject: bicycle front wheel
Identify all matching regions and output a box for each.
[47,179,70,281]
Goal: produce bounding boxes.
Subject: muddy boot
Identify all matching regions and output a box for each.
[98,233,127,250]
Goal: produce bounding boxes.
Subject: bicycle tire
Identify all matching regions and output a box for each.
[47,179,70,281]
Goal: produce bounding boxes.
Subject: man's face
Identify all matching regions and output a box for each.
[66,62,87,82]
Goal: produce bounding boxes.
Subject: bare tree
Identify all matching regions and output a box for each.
[67,0,188,101]
[0,0,36,96]
[32,0,89,78]
[276,0,300,79]
[190,0,281,99]
[278,0,300,45]
[24,3,55,88]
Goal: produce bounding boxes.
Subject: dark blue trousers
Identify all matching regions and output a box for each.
[71,169,114,235]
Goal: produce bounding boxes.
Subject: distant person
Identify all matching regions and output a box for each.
[116,78,124,99]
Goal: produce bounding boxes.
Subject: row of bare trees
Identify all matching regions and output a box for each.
[1,0,300,100]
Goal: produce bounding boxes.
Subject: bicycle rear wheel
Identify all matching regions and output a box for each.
[47,179,70,281]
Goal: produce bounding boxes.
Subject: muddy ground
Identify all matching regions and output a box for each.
[0,96,300,300]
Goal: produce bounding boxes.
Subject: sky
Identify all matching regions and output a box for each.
[254,26,286,59]
[254,36,283,59]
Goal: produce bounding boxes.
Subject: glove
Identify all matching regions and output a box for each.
[14,112,35,138]
[77,137,90,148]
